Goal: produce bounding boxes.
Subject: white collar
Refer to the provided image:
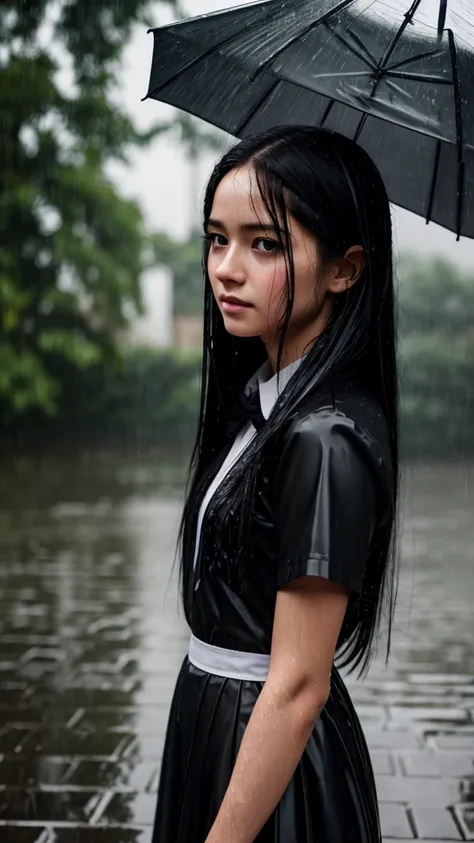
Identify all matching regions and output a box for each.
[244,356,305,420]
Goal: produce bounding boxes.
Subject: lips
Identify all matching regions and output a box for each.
[220,295,253,315]
[219,295,252,307]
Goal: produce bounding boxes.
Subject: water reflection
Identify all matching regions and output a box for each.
[0,453,473,838]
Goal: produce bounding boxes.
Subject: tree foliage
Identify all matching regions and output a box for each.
[398,255,474,457]
[0,0,215,420]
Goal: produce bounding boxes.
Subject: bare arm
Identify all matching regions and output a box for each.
[205,576,350,843]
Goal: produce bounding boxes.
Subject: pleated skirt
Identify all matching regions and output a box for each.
[151,656,381,842]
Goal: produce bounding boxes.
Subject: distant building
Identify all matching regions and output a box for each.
[126,265,203,353]
[127,266,174,348]
[173,314,203,352]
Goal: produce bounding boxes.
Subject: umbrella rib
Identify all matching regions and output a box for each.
[296,70,376,80]
[385,69,452,84]
[320,99,336,127]
[388,48,446,73]
[378,0,425,74]
[249,0,358,80]
[437,0,448,35]
[235,78,281,136]
[425,139,442,225]
[344,27,381,68]
[447,28,465,239]
[352,0,424,142]
[323,22,377,71]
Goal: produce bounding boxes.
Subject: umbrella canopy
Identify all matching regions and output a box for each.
[144,0,474,239]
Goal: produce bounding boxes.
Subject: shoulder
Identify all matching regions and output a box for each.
[288,379,390,448]
[274,379,393,502]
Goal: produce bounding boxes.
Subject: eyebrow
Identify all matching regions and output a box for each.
[206,217,279,233]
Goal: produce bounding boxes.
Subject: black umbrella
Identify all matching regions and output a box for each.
[144,0,474,240]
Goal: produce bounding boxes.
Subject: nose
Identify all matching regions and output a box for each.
[213,245,246,286]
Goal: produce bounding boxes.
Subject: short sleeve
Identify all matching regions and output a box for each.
[274,410,390,595]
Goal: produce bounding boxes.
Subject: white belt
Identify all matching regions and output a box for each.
[188,634,270,682]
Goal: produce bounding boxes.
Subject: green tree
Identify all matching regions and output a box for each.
[398,255,474,457]
[0,0,216,422]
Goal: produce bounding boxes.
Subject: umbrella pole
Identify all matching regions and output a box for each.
[437,0,447,34]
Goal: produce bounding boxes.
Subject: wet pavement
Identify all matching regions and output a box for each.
[0,453,473,842]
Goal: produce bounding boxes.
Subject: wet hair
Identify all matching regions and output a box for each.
[177,125,399,675]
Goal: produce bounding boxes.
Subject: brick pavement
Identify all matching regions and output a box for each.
[0,461,473,841]
[1,689,473,842]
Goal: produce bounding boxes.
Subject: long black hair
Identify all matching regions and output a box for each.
[177,125,399,676]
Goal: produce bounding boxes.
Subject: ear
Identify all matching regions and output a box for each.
[327,245,365,294]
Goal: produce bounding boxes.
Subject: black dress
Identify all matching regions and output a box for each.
[152,377,393,843]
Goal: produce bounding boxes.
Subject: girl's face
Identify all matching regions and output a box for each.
[206,164,345,365]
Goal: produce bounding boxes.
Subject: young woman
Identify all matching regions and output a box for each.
[152,125,399,843]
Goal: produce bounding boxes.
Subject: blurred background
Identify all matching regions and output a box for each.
[0,1,473,840]
[2,0,474,460]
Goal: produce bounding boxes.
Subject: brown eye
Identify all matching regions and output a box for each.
[206,233,227,247]
[255,238,279,253]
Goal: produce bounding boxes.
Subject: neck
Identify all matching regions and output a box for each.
[264,302,331,374]
[265,345,307,375]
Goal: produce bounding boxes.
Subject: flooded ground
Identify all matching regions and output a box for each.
[0,454,473,842]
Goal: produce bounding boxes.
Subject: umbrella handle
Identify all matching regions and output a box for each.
[437,0,447,34]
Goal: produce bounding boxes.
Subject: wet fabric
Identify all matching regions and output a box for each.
[151,376,393,842]
[154,661,381,842]
[145,0,474,240]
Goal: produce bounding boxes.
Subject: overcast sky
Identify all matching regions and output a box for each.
[107,0,474,270]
